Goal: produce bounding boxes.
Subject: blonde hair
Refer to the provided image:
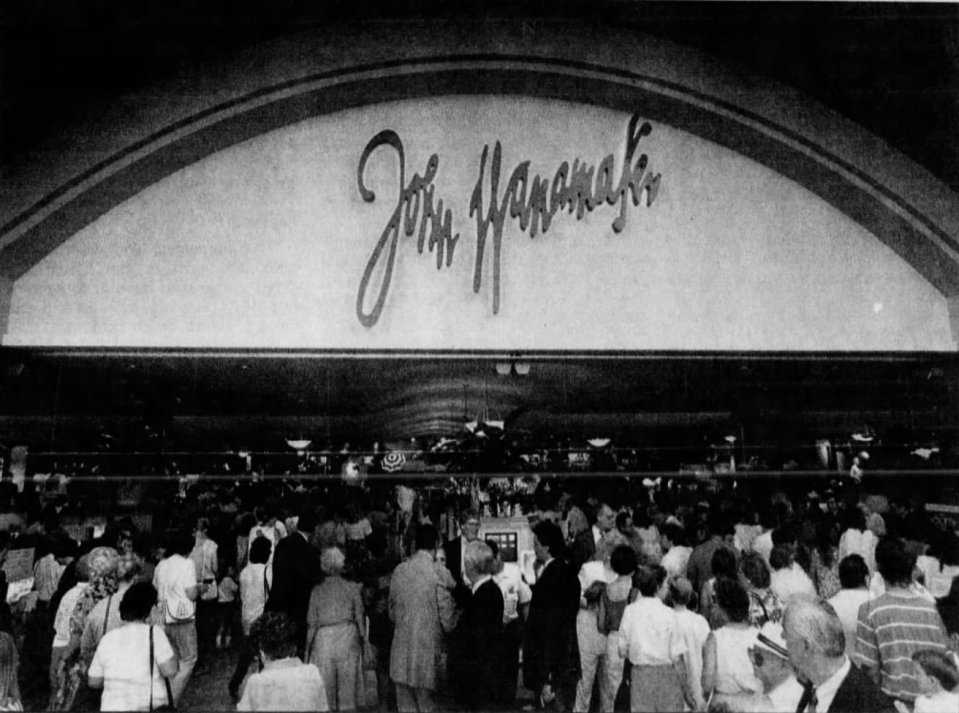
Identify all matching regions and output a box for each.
[464,541,495,581]
[320,546,346,576]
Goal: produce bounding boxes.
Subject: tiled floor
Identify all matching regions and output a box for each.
[178,646,240,711]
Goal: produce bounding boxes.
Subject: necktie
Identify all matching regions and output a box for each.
[796,682,818,713]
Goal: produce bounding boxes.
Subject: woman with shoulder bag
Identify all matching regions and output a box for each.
[88,581,179,712]
[153,530,203,706]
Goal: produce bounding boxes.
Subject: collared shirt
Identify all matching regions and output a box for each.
[618,596,686,666]
[471,574,492,594]
[814,656,851,713]
[767,674,804,712]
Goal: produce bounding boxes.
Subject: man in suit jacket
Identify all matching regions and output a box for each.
[783,597,896,712]
[390,525,459,712]
[266,508,320,658]
[451,540,505,711]
[444,509,481,607]
[524,520,581,712]
[569,501,615,574]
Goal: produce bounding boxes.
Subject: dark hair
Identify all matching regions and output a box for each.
[167,529,195,557]
[533,521,566,558]
[615,511,631,531]
[635,565,667,598]
[660,522,686,547]
[632,506,653,529]
[912,649,959,691]
[769,545,792,571]
[296,508,318,534]
[838,554,869,589]
[711,547,738,579]
[414,526,438,552]
[51,531,79,560]
[669,578,694,607]
[256,504,276,522]
[249,536,273,565]
[485,539,500,558]
[759,509,777,530]
[707,511,729,538]
[715,576,750,623]
[120,581,158,622]
[740,552,771,589]
[772,522,795,548]
[610,545,638,576]
[251,612,298,660]
[875,537,915,587]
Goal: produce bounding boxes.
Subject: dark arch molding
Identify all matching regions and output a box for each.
[2,55,958,305]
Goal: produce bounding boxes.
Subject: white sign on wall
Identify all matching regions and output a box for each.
[5,96,953,350]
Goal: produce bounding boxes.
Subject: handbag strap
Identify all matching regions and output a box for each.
[263,566,270,597]
[149,626,154,712]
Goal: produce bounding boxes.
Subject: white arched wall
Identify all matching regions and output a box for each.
[2,22,957,352]
[5,97,951,350]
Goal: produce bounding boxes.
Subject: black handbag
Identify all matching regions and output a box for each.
[149,626,176,712]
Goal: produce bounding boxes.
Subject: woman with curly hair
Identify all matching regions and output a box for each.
[739,552,783,628]
[50,546,120,711]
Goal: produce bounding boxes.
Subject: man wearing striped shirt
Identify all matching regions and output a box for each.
[855,537,952,704]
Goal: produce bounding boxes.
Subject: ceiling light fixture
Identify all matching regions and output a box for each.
[495,355,531,377]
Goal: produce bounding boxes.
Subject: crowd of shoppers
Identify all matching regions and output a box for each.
[0,470,955,712]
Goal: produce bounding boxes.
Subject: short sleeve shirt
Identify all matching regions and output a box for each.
[237,657,329,712]
[153,554,197,624]
[88,623,175,712]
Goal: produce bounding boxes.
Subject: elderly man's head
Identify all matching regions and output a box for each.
[748,622,796,693]
[782,597,846,683]
[464,541,495,584]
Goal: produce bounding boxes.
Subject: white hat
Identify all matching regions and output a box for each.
[755,621,789,660]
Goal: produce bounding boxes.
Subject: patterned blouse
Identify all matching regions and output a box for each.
[747,588,784,627]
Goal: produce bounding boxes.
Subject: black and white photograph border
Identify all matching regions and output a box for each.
[1,2,958,712]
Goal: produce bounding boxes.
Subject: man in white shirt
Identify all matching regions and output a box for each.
[783,597,895,712]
